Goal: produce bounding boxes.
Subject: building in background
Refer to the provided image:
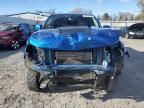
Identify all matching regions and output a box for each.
[7,11,50,22]
[0,15,36,25]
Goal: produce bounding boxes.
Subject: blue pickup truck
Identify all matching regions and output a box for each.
[24,14,128,92]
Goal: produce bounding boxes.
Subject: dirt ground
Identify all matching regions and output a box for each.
[0,38,144,108]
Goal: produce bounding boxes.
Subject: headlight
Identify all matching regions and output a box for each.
[1,36,10,39]
[129,31,135,35]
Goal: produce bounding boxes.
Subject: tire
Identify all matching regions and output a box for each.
[11,40,20,50]
[114,49,124,77]
[106,77,118,93]
[25,69,40,92]
[105,49,122,92]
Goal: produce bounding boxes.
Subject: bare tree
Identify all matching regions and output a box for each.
[47,9,55,14]
[138,0,144,13]
[136,13,144,20]
[112,15,118,21]
[137,0,144,20]
[116,12,134,21]
[125,12,134,20]
[70,8,93,14]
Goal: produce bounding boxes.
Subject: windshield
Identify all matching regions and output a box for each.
[44,14,100,29]
[0,25,17,31]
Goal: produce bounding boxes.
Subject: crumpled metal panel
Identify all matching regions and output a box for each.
[28,28,120,50]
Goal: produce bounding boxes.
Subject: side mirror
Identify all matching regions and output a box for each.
[35,24,42,31]
[103,25,111,28]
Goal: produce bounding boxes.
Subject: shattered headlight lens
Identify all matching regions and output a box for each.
[36,48,45,63]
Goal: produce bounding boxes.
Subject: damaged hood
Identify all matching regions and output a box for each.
[28,28,120,50]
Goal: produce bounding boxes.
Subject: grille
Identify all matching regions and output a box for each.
[55,50,93,64]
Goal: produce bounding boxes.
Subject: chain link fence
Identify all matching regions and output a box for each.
[100,20,143,28]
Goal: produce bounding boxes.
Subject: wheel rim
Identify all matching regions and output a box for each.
[12,41,20,50]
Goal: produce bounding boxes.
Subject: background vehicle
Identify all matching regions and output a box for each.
[124,23,144,39]
[0,23,31,50]
[24,14,128,92]
[103,25,111,28]
[120,27,129,37]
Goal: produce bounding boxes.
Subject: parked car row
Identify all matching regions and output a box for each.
[120,23,144,39]
[0,23,32,50]
[102,23,144,39]
[124,23,144,39]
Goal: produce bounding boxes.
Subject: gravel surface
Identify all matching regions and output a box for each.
[0,38,144,108]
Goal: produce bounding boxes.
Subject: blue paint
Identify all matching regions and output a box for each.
[28,28,120,50]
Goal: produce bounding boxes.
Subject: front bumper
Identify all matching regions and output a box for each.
[30,64,115,75]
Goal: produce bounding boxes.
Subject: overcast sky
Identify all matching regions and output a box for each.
[0,0,140,15]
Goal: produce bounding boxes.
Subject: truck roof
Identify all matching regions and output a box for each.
[49,13,95,17]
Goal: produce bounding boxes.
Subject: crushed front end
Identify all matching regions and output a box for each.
[24,27,128,92]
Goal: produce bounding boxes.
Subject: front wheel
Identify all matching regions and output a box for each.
[105,77,118,93]
[25,69,40,92]
[11,40,20,50]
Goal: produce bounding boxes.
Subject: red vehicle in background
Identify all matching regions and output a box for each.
[0,23,31,50]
